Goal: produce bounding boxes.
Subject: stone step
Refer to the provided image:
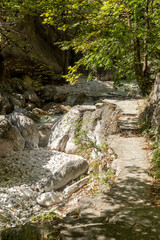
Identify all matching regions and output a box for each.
[118,116,139,130]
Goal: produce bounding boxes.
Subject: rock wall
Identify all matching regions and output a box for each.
[2,15,69,81]
[142,72,160,138]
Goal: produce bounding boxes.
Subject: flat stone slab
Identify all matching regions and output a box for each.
[118,116,139,130]
[103,99,145,115]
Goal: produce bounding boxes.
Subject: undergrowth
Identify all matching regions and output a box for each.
[141,126,160,205]
[31,210,63,223]
[72,116,115,193]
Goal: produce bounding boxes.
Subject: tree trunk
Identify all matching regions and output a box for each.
[127,8,153,96]
[135,0,153,96]
[134,39,152,96]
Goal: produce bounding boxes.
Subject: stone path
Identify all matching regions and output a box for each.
[60,99,160,240]
[104,99,145,130]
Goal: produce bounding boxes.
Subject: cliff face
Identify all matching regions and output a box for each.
[1,15,70,82]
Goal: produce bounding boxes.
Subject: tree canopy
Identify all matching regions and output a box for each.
[0,0,160,94]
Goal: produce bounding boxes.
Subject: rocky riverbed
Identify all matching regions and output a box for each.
[0,148,90,230]
[0,76,143,234]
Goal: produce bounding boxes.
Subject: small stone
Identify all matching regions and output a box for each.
[20,217,28,223]
[21,188,34,198]
[32,204,41,212]
[95,102,104,108]
[7,203,14,209]
[37,191,63,207]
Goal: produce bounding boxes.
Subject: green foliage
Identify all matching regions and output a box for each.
[1,0,160,93]
[149,136,160,181]
[102,169,114,185]
[1,224,41,240]
[31,210,63,223]
[1,210,63,240]
[69,114,115,192]
[152,145,160,180]
[62,65,82,85]
[39,0,160,94]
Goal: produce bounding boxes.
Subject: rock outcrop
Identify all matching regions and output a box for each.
[9,93,26,110]
[48,103,119,154]
[23,90,40,105]
[142,72,160,138]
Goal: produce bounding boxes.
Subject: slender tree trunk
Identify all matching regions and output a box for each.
[143,0,150,76]
[127,9,152,96]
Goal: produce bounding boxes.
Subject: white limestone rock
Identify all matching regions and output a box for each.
[63,176,90,198]
[37,191,63,207]
[48,104,119,154]
[45,158,89,192]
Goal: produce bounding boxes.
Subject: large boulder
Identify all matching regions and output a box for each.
[55,76,114,106]
[54,91,68,103]
[8,111,39,148]
[0,116,24,157]
[41,85,57,102]
[47,103,120,154]
[45,158,88,192]
[9,93,26,110]
[13,109,40,122]
[43,102,71,114]
[74,93,93,105]
[23,90,40,104]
